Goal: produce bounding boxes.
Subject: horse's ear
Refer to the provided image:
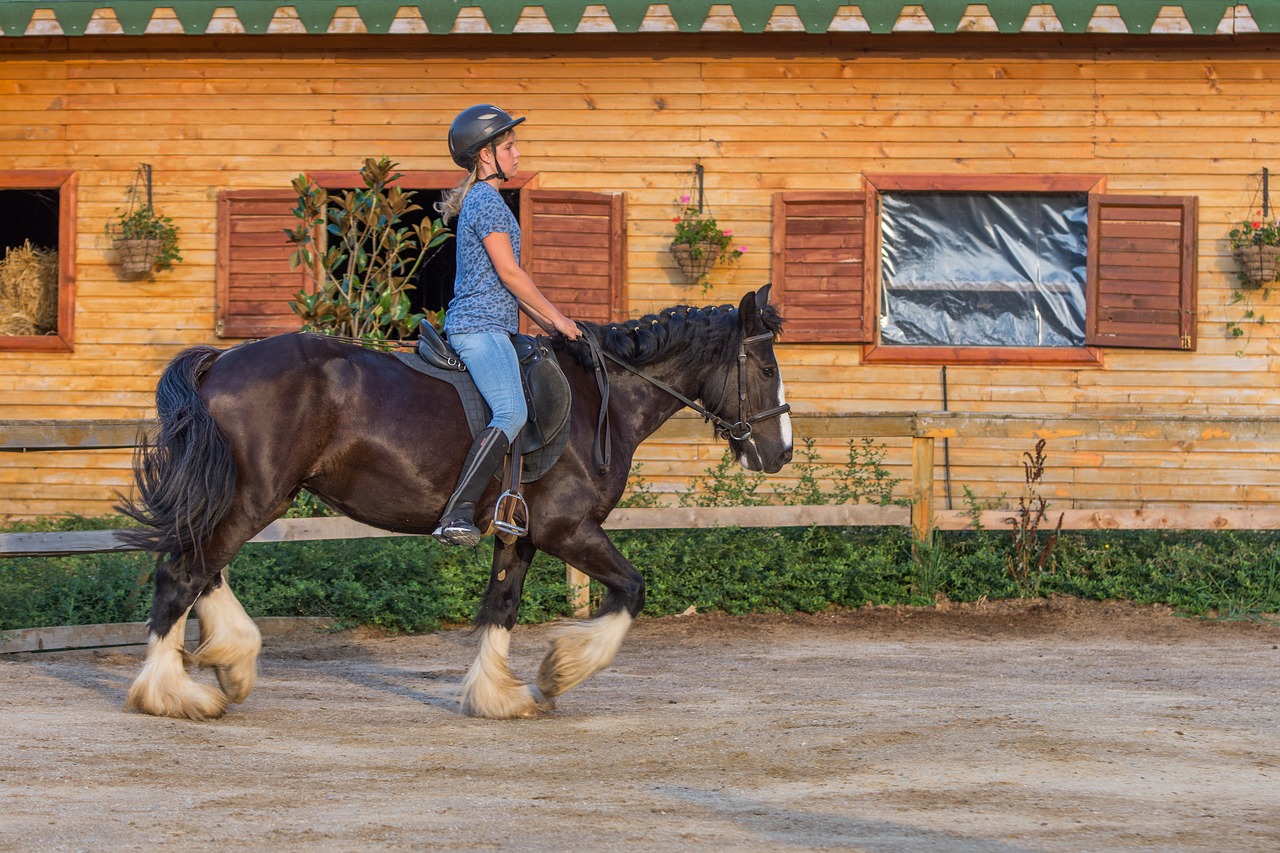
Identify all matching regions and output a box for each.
[756,283,772,307]
[738,288,760,328]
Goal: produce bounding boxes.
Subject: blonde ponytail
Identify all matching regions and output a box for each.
[436,171,478,224]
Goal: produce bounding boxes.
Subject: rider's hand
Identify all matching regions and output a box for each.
[555,317,581,340]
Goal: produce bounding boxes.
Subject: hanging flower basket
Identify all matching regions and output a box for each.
[1233,244,1280,290]
[670,241,721,281]
[114,237,163,278]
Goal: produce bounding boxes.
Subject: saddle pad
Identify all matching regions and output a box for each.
[393,351,572,483]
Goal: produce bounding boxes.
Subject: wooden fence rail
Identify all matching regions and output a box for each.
[7,412,1280,539]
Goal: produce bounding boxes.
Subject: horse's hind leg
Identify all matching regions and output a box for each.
[126,559,229,720]
[192,569,262,704]
[536,527,642,701]
[126,510,272,720]
[460,538,553,719]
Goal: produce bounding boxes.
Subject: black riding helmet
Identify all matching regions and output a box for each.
[448,104,525,180]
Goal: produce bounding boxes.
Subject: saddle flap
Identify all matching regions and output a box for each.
[520,353,571,453]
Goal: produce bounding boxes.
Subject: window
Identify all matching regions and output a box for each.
[880,191,1087,348]
[0,171,76,352]
[217,175,626,339]
[772,175,1197,363]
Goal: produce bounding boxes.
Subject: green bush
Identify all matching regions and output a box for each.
[4,518,1279,632]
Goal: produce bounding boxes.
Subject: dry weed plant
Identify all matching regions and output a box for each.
[1005,438,1064,590]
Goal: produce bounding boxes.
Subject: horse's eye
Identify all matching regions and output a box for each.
[762,366,776,377]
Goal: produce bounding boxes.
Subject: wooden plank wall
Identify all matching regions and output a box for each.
[2,34,1279,516]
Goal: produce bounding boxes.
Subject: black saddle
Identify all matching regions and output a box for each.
[396,322,573,483]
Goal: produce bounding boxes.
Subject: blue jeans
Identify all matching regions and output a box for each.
[449,331,527,443]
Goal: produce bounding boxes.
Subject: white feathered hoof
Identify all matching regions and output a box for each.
[125,624,229,721]
[459,626,555,719]
[536,611,632,700]
[193,582,263,705]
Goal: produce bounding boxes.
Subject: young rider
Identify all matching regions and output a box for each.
[432,104,580,547]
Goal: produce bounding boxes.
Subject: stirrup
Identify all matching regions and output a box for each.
[493,489,529,538]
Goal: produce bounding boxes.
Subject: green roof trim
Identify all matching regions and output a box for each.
[0,1,1273,38]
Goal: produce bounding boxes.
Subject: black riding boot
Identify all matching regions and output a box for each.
[433,427,510,547]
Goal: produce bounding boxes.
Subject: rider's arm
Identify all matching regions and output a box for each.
[483,231,580,339]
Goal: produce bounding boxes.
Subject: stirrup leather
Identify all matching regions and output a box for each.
[493,435,529,539]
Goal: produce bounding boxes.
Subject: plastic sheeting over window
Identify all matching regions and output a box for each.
[879,192,1088,348]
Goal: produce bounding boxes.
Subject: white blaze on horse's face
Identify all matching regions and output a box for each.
[776,378,794,447]
[735,355,794,475]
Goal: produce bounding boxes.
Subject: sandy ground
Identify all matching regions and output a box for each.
[2,597,1279,852]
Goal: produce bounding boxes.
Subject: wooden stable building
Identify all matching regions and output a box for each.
[1,1,1279,519]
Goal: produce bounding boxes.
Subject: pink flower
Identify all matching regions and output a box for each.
[722,229,733,237]
[680,195,690,204]
[738,245,748,253]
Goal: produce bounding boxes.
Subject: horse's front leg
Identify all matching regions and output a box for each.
[536,525,643,702]
[460,538,553,719]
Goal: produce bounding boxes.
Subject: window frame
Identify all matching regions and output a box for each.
[0,170,76,353]
[861,173,1106,365]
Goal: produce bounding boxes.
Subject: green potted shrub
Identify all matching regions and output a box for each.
[108,205,182,278]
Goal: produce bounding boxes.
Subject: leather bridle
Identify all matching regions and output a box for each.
[720,331,792,442]
[584,328,790,473]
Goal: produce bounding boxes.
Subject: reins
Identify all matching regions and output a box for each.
[586,327,790,471]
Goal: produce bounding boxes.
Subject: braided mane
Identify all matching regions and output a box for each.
[569,300,783,370]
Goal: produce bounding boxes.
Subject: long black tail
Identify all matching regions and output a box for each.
[116,346,237,562]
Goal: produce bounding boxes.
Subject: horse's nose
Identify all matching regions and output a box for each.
[763,445,793,473]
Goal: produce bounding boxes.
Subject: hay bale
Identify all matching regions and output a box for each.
[0,240,58,335]
[0,311,37,336]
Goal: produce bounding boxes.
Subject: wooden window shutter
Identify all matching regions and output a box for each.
[520,189,626,327]
[1086,194,1198,350]
[215,189,307,339]
[771,192,874,343]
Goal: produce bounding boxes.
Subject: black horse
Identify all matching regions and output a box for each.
[119,286,792,720]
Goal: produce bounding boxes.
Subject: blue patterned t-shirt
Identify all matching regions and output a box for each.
[444,182,521,335]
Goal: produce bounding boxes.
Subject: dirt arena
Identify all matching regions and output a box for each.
[2,598,1278,852]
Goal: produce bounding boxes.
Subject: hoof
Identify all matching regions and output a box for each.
[460,683,549,719]
[125,674,228,721]
[535,651,571,700]
[209,663,255,705]
[194,628,261,705]
[535,612,633,700]
[529,683,556,713]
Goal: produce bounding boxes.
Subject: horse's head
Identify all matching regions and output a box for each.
[720,285,793,474]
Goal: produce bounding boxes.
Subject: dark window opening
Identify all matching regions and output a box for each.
[320,185,520,323]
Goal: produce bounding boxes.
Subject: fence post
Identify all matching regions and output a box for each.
[911,435,935,543]
[567,565,590,617]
